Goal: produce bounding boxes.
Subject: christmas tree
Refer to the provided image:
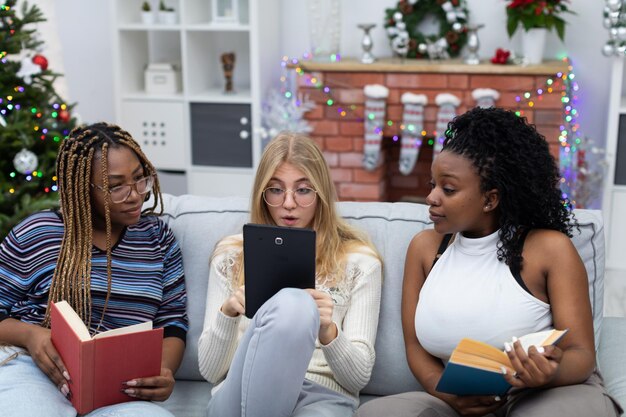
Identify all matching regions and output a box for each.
[0,0,76,238]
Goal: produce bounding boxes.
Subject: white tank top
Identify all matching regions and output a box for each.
[414,230,552,361]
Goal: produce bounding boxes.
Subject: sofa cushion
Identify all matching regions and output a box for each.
[159,194,250,381]
[337,201,431,395]
[598,317,626,411]
[570,209,605,346]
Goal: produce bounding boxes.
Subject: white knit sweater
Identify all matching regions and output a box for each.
[197,234,382,402]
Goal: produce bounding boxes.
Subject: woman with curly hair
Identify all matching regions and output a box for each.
[356,107,621,416]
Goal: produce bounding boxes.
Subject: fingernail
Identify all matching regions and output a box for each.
[537,346,545,354]
[124,380,137,386]
[500,366,507,375]
[61,384,69,396]
[512,336,519,343]
[495,395,501,401]
[63,371,71,381]
[504,342,512,352]
[124,388,135,395]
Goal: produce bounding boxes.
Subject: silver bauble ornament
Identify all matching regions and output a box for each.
[607,0,622,13]
[603,42,616,56]
[13,148,39,174]
[418,43,428,54]
[452,22,463,32]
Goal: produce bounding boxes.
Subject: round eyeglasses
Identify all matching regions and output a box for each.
[263,187,318,207]
[91,175,154,204]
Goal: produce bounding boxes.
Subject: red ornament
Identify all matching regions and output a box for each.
[32,54,48,71]
[58,110,70,123]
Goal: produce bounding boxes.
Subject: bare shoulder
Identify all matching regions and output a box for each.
[526,229,575,252]
[406,229,447,269]
[525,229,581,265]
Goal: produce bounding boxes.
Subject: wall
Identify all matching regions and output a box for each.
[53,0,114,124]
[52,0,611,202]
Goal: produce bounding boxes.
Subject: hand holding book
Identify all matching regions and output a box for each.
[50,301,164,414]
[502,331,565,389]
[435,329,568,396]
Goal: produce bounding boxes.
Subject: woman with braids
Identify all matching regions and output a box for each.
[198,132,382,417]
[356,107,621,417]
[0,123,188,417]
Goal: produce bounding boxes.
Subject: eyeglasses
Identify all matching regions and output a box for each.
[91,175,154,204]
[263,187,318,207]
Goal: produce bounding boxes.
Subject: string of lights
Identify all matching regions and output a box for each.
[281,55,585,206]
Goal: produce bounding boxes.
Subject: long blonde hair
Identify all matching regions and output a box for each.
[217,132,380,287]
[44,123,162,328]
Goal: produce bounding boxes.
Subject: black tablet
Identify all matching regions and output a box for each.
[243,223,316,318]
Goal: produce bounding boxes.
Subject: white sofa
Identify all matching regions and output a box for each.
[156,194,626,417]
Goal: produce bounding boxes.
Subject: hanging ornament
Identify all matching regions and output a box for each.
[58,109,70,123]
[32,54,48,71]
[13,148,39,174]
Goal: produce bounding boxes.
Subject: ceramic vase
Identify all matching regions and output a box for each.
[522,28,547,65]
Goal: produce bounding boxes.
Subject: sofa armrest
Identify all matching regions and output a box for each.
[598,317,626,410]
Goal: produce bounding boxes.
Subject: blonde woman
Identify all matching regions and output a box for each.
[198,132,383,417]
[0,123,188,417]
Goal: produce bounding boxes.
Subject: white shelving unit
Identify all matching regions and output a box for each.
[111,0,281,197]
[602,57,626,315]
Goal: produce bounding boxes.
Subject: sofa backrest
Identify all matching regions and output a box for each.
[157,194,605,396]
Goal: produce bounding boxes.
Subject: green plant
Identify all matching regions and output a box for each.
[506,0,574,41]
[159,0,174,12]
[142,1,151,12]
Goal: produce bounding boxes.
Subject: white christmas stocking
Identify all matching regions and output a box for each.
[434,93,461,157]
[472,88,500,108]
[362,84,389,171]
[399,93,428,175]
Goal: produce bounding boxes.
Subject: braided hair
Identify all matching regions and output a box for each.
[43,122,162,329]
[442,107,574,271]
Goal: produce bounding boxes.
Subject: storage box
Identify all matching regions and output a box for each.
[144,62,181,94]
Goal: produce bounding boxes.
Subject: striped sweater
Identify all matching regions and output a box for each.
[0,210,188,340]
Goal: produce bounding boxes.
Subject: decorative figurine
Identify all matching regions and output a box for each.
[464,24,484,65]
[221,52,236,94]
[357,23,376,64]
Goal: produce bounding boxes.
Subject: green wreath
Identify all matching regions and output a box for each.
[384,0,469,59]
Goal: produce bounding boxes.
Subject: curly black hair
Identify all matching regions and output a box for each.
[442,107,575,271]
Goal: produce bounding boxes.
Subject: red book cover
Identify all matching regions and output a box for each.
[50,301,163,414]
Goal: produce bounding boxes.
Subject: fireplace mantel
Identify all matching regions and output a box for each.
[293,57,570,202]
[292,57,569,75]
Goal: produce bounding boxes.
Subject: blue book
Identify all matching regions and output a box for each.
[435,360,512,396]
[435,329,568,396]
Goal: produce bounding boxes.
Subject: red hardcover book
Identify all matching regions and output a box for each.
[50,300,163,414]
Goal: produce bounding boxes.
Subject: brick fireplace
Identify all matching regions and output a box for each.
[294,58,570,202]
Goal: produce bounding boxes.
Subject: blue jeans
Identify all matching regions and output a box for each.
[0,346,174,417]
[207,288,356,417]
